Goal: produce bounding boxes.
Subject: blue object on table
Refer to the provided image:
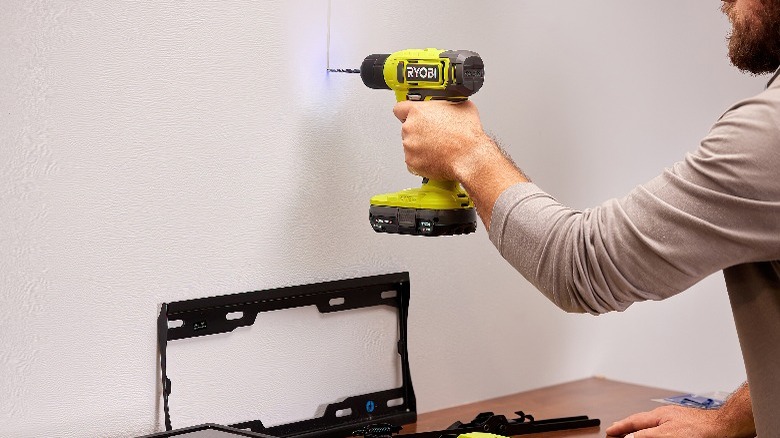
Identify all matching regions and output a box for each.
[663,394,724,409]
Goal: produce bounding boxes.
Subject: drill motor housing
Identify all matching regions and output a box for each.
[360,49,484,102]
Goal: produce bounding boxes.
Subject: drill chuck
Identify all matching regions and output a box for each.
[360,54,391,90]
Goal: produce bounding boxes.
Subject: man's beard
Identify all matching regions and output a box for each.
[724,1,780,75]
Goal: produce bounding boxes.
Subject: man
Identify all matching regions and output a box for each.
[392,0,780,436]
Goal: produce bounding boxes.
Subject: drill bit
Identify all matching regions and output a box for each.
[327,68,360,73]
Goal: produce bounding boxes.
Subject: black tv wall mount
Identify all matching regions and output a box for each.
[157,272,416,438]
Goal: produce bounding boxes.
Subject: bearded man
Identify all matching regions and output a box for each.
[392,1,780,436]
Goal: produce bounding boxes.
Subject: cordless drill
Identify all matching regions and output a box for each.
[330,48,485,236]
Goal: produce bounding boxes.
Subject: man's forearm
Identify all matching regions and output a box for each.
[455,138,528,230]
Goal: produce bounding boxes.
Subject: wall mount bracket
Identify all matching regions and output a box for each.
[157,272,416,438]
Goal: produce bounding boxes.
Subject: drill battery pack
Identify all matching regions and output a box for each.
[369,206,476,236]
[368,179,477,236]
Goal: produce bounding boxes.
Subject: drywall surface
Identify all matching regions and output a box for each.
[0,1,766,437]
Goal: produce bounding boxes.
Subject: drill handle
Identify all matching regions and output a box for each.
[422,178,458,192]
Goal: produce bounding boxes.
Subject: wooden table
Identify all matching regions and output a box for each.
[404,377,681,437]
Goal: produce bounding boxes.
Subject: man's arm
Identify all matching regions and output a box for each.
[394,99,701,313]
[395,93,780,315]
[605,382,755,437]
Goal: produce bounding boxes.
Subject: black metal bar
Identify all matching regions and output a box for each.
[356,412,600,438]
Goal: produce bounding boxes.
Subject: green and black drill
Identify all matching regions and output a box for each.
[330,48,485,236]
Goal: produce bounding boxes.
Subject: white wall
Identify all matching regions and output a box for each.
[0,1,766,437]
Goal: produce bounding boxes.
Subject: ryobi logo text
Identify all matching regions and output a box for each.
[406,64,439,82]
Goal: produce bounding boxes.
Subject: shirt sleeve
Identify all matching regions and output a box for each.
[488,87,780,315]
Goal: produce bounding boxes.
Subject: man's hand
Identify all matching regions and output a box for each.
[607,383,755,437]
[393,100,492,182]
[392,100,527,229]
[606,405,722,437]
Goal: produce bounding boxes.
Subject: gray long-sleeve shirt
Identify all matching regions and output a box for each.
[489,75,780,435]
